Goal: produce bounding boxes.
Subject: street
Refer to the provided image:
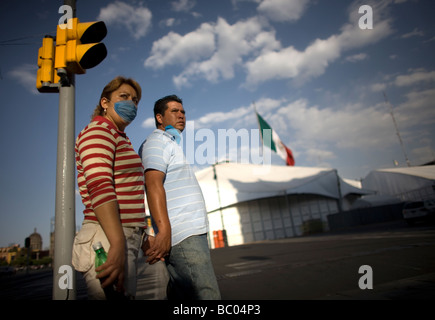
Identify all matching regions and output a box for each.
[210,220,435,300]
[1,220,434,300]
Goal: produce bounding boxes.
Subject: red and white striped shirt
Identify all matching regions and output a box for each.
[75,116,146,227]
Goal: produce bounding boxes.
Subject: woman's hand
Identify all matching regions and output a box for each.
[142,232,171,265]
[93,201,126,292]
[96,242,125,292]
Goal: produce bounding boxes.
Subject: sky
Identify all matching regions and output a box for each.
[0,0,434,249]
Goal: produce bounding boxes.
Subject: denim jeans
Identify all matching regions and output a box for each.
[165,234,221,300]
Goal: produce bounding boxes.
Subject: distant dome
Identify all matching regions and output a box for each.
[29,228,42,251]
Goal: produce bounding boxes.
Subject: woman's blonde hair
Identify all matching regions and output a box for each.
[91,76,142,120]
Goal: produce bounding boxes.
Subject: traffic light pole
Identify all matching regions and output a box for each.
[53,73,76,300]
[52,0,77,300]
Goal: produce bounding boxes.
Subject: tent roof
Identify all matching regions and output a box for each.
[369,166,435,180]
[351,194,402,209]
[195,163,372,212]
[362,165,435,196]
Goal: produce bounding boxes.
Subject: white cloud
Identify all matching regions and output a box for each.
[189,95,395,152]
[394,69,435,87]
[159,18,178,28]
[195,106,252,128]
[371,83,387,92]
[179,97,285,129]
[146,1,395,89]
[176,17,279,84]
[171,68,433,170]
[180,93,415,173]
[145,23,215,69]
[245,1,393,87]
[141,117,155,129]
[98,1,152,39]
[410,145,435,166]
[257,0,310,22]
[273,99,395,150]
[9,64,38,95]
[146,16,280,88]
[143,0,402,90]
[171,0,196,12]
[244,36,342,87]
[368,68,435,165]
[401,27,424,39]
[371,69,435,92]
[395,88,435,128]
[345,53,368,63]
[305,148,336,163]
[232,0,261,9]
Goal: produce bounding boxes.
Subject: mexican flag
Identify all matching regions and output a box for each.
[256,111,295,166]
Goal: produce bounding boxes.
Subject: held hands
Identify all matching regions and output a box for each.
[142,232,171,265]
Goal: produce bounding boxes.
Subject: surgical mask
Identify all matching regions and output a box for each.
[114,100,137,123]
[165,125,181,144]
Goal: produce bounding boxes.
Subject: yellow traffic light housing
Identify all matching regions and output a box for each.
[36,35,60,93]
[55,18,107,74]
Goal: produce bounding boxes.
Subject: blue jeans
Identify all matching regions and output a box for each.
[165,234,221,300]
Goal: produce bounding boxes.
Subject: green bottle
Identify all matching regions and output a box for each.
[93,241,107,272]
[92,241,127,300]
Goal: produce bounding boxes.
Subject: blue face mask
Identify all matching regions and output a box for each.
[165,125,181,144]
[114,100,137,123]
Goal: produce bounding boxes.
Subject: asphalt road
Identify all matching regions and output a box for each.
[1,220,434,300]
[210,220,435,300]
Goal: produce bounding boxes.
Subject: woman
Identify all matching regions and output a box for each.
[72,76,146,299]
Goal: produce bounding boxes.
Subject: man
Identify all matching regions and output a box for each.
[139,95,221,300]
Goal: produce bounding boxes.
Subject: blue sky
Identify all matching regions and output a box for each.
[1,0,434,248]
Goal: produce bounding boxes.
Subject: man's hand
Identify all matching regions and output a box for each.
[142,233,171,264]
[144,169,172,265]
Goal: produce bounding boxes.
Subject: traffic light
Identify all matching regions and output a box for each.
[55,17,107,75]
[36,35,60,93]
[25,237,30,248]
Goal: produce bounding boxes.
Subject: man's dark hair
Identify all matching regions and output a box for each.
[154,95,183,128]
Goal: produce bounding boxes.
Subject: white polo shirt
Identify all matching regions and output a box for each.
[139,129,208,246]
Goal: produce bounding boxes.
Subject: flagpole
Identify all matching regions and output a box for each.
[383,91,411,167]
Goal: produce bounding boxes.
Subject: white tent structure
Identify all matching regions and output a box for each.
[362,166,435,202]
[195,163,372,248]
[350,194,402,209]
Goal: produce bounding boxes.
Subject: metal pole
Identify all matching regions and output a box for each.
[213,163,227,246]
[383,91,411,167]
[283,191,296,237]
[53,75,76,300]
[53,0,76,300]
[335,169,343,214]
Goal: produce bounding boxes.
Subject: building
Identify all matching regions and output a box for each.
[194,163,372,248]
[29,228,42,252]
[0,244,22,265]
[362,165,435,201]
